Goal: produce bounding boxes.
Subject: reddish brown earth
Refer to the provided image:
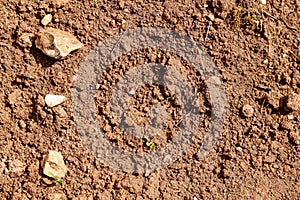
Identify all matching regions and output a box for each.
[0,0,299,199]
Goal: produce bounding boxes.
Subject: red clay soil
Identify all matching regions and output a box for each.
[0,0,299,199]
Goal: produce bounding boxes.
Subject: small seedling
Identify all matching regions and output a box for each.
[44,170,63,184]
[145,141,155,150]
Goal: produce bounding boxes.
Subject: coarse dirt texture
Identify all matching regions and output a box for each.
[0,0,299,199]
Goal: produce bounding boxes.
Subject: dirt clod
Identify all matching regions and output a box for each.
[17,33,35,48]
[289,131,300,145]
[285,93,300,112]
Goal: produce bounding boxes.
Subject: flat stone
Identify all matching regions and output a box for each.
[41,14,52,26]
[35,28,83,59]
[42,150,67,179]
[45,94,66,108]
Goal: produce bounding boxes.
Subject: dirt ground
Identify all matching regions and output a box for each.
[0,0,299,199]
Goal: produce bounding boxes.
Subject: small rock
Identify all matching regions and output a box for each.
[285,93,300,112]
[41,14,53,26]
[45,94,66,108]
[241,104,254,117]
[18,120,26,129]
[17,33,35,48]
[35,28,83,59]
[42,150,67,179]
[53,106,67,118]
[236,146,243,153]
[45,193,67,200]
[207,14,215,21]
[42,177,54,185]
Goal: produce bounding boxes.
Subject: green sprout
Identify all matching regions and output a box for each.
[145,141,155,150]
[44,170,63,184]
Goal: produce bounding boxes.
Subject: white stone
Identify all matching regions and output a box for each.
[42,150,67,179]
[35,28,83,59]
[45,94,66,108]
[41,14,53,26]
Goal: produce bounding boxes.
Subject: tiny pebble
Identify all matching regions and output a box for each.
[241,104,254,117]
[45,94,66,108]
[41,14,52,26]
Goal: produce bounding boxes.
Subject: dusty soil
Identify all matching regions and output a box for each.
[0,0,299,199]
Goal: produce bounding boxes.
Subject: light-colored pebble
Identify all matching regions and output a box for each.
[41,14,52,26]
[241,104,254,117]
[45,94,66,108]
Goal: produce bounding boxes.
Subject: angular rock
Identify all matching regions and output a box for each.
[41,14,53,26]
[42,150,67,179]
[17,33,35,48]
[45,94,66,108]
[35,28,83,59]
